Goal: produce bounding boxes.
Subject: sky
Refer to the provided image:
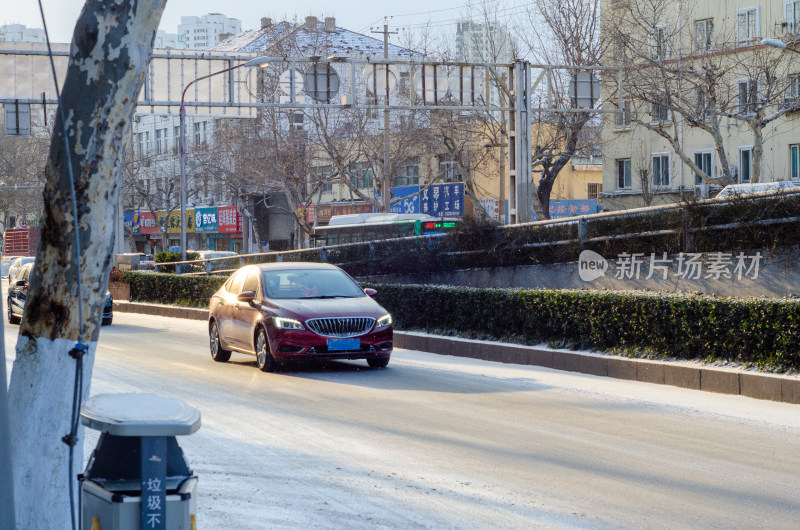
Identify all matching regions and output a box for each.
[0,0,513,45]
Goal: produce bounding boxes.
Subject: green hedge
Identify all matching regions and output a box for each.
[122,271,226,307]
[366,283,800,371]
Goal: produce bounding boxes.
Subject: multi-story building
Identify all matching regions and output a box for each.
[210,16,426,248]
[601,0,800,211]
[0,24,45,43]
[455,19,516,63]
[178,13,241,50]
[154,30,182,49]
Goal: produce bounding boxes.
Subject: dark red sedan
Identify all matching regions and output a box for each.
[208,262,393,371]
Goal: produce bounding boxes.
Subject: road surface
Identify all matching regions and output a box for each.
[4,309,800,529]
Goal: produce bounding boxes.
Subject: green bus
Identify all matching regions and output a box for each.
[312,213,460,246]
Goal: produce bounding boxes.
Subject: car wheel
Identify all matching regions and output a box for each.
[367,355,390,369]
[7,298,20,325]
[209,321,231,362]
[255,327,276,372]
[102,317,113,326]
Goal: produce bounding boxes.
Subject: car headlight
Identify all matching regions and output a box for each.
[272,316,304,330]
[376,314,392,328]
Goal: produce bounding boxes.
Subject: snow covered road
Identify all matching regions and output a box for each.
[5,311,800,529]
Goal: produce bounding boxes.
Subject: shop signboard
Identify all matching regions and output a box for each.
[139,212,158,235]
[159,210,195,234]
[124,212,141,234]
[217,206,241,234]
[194,207,218,233]
[546,199,601,219]
[330,202,373,217]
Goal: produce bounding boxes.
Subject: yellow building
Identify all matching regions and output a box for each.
[601,0,800,211]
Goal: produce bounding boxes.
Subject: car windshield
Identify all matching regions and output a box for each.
[264,269,365,300]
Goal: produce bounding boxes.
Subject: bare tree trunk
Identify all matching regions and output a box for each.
[7,1,165,527]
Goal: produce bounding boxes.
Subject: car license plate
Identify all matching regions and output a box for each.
[327,338,360,351]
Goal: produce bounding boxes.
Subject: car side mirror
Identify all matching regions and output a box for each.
[364,288,378,297]
[238,291,256,306]
[15,280,26,287]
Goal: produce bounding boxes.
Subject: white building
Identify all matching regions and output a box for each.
[0,24,45,43]
[455,19,516,63]
[154,30,183,50]
[178,13,241,50]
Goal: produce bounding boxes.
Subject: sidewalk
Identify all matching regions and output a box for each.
[115,301,800,405]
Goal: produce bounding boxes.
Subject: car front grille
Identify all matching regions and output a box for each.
[305,317,375,337]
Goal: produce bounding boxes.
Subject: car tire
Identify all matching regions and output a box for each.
[7,298,20,325]
[367,355,390,369]
[209,321,231,362]
[102,317,113,326]
[255,327,276,372]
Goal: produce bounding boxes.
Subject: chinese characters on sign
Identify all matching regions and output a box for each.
[217,206,241,234]
[389,183,465,217]
[194,207,218,232]
[532,199,602,221]
[141,437,167,530]
[579,251,762,282]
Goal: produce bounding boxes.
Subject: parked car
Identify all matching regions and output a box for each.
[715,181,800,199]
[1,255,21,278]
[194,250,238,272]
[7,256,35,284]
[208,262,393,371]
[7,262,113,325]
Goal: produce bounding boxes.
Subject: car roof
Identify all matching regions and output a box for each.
[253,262,341,273]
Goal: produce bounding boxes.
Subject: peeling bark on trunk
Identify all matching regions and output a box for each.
[7,1,165,527]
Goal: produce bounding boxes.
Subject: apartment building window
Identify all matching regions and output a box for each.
[313,165,334,193]
[174,126,180,151]
[694,19,713,53]
[739,147,753,183]
[786,74,800,107]
[350,162,375,189]
[138,131,150,156]
[616,158,632,189]
[193,121,207,144]
[695,90,709,122]
[587,183,602,200]
[394,157,420,186]
[790,144,800,180]
[736,7,759,46]
[155,128,165,154]
[649,25,669,60]
[439,154,462,182]
[786,0,800,32]
[694,150,713,185]
[738,79,757,114]
[615,100,631,129]
[652,153,670,187]
[651,100,670,123]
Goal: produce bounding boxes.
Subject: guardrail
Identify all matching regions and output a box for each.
[151,188,800,276]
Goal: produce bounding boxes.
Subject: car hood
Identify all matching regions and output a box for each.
[268,297,387,319]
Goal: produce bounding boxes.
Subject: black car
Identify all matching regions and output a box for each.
[7,262,113,325]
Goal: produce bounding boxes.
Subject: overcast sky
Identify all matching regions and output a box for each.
[0,0,505,45]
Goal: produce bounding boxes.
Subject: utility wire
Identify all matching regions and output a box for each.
[392,5,536,30]
[38,2,87,530]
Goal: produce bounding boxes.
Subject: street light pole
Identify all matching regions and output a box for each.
[178,55,270,262]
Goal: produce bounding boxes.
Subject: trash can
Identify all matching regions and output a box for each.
[79,393,201,530]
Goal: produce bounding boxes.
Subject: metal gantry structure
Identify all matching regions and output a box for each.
[0,44,617,231]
